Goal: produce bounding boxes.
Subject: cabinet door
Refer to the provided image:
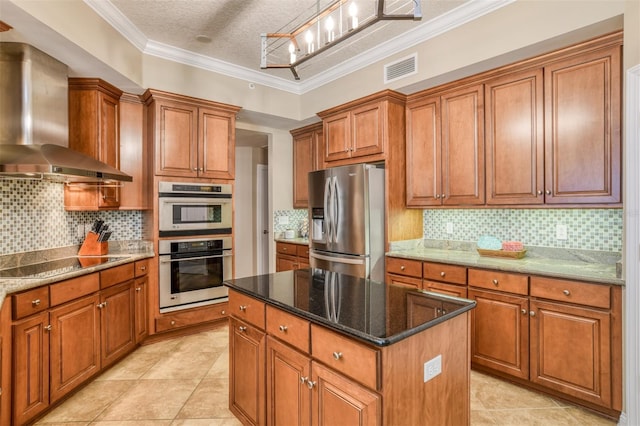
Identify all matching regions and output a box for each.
[324,111,351,162]
[311,361,380,426]
[485,69,544,205]
[119,94,151,210]
[293,131,315,209]
[266,336,312,426]
[468,288,529,379]
[544,45,621,204]
[351,101,384,159]
[229,318,266,426]
[276,254,298,272]
[530,299,611,408]
[199,106,235,179]
[100,281,135,368]
[441,84,485,205]
[13,311,50,425]
[155,99,199,177]
[49,294,101,402]
[406,96,441,206]
[97,91,121,207]
[134,276,149,344]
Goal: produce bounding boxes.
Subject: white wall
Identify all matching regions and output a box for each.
[234,147,254,278]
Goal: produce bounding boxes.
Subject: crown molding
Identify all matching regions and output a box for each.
[84,0,514,95]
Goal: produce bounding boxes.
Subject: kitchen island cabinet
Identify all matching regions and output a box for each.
[226,269,475,426]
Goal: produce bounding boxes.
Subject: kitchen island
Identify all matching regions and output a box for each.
[225,269,476,426]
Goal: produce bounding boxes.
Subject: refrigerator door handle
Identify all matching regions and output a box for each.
[324,177,332,242]
[332,176,339,243]
[309,251,365,265]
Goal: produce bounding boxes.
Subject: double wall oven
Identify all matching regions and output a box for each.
[158,182,233,312]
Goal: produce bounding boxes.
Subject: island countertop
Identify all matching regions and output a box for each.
[224,268,475,347]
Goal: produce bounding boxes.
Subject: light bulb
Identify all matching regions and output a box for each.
[349,3,359,30]
[325,16,335,43]
[305,30,314,54]
[288,42,296,63]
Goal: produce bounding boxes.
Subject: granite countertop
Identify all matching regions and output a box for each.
[0,241,155,309]
[387,240,623,286]
[274,237,309,245]
[225,268,475,347]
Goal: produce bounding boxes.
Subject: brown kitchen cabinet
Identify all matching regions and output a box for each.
[134,260,149,343]
[100,281,135,369]
[385,257,423,289]
[0,301,10,426]
[317,90,405,166]
[143,89,241,179]
[406,84,485,206]
[291,122,324,209]
[276,242,309,272]
[543,44,621,204]
[423,262,468,298]
[65,78,123,210]
[154,303,228,333]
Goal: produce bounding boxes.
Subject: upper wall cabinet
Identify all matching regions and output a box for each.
[291,122,323,209]
[142,89,241,180]
[317,90,406,166]
[543,45,621,204]
[65,78,123,210]
[406,84,485,207]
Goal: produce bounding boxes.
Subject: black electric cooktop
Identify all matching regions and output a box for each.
[0,256,122,279]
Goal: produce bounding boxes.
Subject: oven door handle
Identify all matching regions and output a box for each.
[159,253,233,263]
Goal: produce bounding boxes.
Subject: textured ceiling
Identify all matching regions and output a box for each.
[107,0,468,81]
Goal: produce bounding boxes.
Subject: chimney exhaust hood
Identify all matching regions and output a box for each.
[0,42,132,183]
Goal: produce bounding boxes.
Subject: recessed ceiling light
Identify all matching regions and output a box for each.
[195,35,212,43]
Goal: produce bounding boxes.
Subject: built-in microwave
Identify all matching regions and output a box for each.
[158,181,232,237]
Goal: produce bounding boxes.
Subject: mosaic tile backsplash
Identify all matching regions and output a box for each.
[1,180,143,255]
[274,208,623,253]
[274,209,309,238]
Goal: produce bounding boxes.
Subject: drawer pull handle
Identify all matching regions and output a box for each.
[239,305,247,311]
[400,265,405,271]
[521,309,527,315]
[170,320,176,326]
[32,299,41,306]
[239,326,247,332]
[530,311,536,317]
[492,279,499,286]
[440,272,446,277]
[140,266,146,271]
[307,380,316,389]
[563,289,571,296]
[279,325,288,332]
[332,351,343,360]
[44,324,52,331]
[221,310,226,315]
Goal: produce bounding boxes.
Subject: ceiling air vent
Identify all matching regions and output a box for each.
[384,53,417,84]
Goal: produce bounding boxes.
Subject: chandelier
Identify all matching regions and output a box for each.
[260,0,422,80]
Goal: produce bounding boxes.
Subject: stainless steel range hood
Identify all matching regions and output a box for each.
[0,43,132,183]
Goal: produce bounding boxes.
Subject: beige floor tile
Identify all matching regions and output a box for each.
[171,419,243,426]
[96,379,200,421]
[91,421,172,425]
[142,351,221,380]
[174,329,229,353]
[135,337,182,355]
[565,406,617,425]
[176,378,235,420]
[36,380,135,423]
[206,349,229,379]
[35,422,90,426]
[474,408,578,425]
[473,376,559,410]
[95,351,163,381]
[470,410,499,425]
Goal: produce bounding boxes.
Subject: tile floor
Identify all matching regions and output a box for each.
[35,325,617,426]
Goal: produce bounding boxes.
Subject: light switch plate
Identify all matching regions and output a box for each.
[424,354,442,382]
[279,216,289,225]
[556,224,568,240]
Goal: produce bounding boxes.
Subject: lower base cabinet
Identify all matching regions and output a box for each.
[100,281,135,369]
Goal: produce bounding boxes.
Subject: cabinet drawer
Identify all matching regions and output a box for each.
[228,290,265,329]
[386,273,422,289]
[134,259,150,277]
[296,244,310,258]
[100,263,135,289]
[530,277,610,309]
[266,305,310,353]
[12,286,49,319]
[386,257,422,278]
[311,324,379,390]
[424,262,467,285]
[468,269,528,295]
[155,302,228,333]
[50,273,100,306]
[276,242,298,255]
[424,281,468,299]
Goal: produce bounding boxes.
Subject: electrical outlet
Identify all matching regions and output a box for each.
[278,216,289,225]
[556,224,568,240]
[446,222,454,234]
[423,354,442,382]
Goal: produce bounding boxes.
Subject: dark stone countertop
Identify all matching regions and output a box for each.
[224,268,475,347]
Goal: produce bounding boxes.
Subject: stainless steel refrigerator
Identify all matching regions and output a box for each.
[308,163,385,282]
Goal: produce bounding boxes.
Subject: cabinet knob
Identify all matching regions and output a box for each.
[279,325,288,332]
[140,266,146,271]
[521,309,527,315]
[530,311,536,317]
[135,287,141,292]
[492,279,499,286]
[239,305,247,311]
[170,320,176,325]
[400,265,405,271]
[97,302,105,309]
[32,299,40,306]
[193,168,198,171]
[537,190,543,195]
[546,190,551,195]
[332,351,343,360]
[221,310,226,315]
[307,380,317,389]
[435,194,440,199]
[300,376,308,384]
[441,194,446,199]
[563,289,571,296]
[440,271,446,277]
[239,326,247,332]
[44,324,52,331]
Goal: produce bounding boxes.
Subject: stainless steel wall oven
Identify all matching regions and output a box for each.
[159,237,232,312]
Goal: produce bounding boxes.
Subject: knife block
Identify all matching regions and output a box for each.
[78,231,108,256]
